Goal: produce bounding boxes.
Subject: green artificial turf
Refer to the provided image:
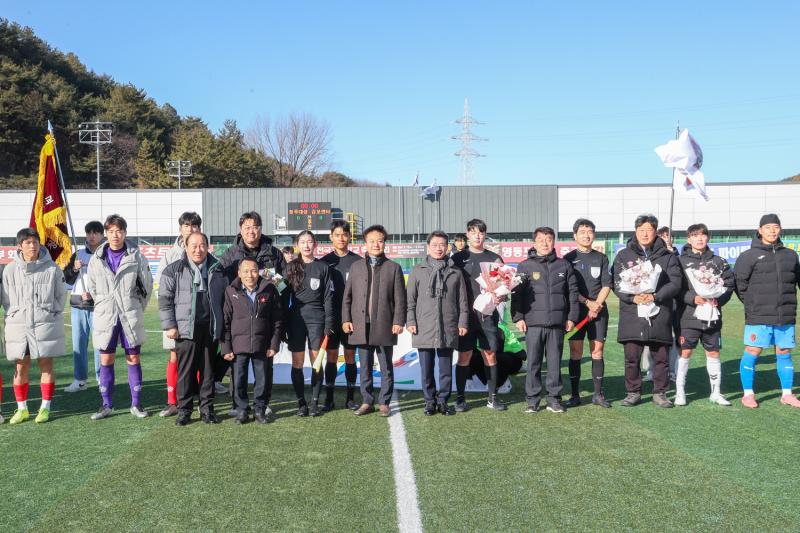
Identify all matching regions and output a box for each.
[1,296,799,532]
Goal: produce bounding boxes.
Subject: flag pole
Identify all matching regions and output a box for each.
[667,121,680,244]
[47,121,79,251]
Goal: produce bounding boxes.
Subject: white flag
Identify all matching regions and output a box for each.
[655,129,709,201]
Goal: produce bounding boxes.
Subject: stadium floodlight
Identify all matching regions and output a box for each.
[78,121,113,190]
[167,160,192,189]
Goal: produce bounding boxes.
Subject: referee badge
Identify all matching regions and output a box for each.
[532,272,541,281]
[310,277,320,290]
[591,266,601,279]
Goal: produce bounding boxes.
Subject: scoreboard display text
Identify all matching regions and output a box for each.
[287,202,333,231]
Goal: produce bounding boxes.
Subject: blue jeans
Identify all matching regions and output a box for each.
[71,307,100,382]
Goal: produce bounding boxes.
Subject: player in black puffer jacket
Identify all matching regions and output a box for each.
[734,213,800,409]
[674,224,735,407]
[612,215,682,408]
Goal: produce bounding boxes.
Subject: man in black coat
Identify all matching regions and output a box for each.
[612,214,682,408]
[735,213,800,409]
[342,225,406,417]
[221,257,284,424]
[512,227,579,413]
[675,223,734,406]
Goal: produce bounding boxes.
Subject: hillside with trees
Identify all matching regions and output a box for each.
[0,19,373,189]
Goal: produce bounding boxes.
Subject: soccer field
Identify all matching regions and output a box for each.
[1,296,799,532]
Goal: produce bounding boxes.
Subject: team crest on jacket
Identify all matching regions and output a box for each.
[310,277,320,290]
[591,267,601,279]
[532,272,541,281]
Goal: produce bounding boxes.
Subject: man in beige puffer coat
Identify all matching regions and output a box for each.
[1,228,66,425]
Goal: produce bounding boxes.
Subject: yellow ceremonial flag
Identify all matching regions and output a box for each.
[29,133,71,268]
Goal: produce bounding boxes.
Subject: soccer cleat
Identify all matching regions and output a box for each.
[454,396,468,413]
[780,394,800,408]
[10,409,29,425]
[741,394,758,409]
[620,393,641,407]
[564,395,581,408]
[486,395,507,411]
[592,393,611,408]
[674,391,687,406]
[64,380,87,393]
[91,406,113,420]
[652,393,673,408]
[35,408,50,423]
[159,404,178,417]
[424,403,437,416]
[214,382,229,395]
[130,405,150,418]
[709,393,731,406]
[438,402,455,416]
[546,401,565,414]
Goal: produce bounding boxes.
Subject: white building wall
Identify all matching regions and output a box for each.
[0,190,203,238]
[558,183,800,233]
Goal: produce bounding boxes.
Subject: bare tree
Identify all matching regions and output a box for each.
[247,112,332,187]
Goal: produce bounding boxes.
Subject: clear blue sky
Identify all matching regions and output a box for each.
[5,1,800,186]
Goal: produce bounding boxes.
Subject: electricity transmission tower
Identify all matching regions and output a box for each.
[452,98,486,185]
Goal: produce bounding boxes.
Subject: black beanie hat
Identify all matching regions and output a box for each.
[759,213,781,227]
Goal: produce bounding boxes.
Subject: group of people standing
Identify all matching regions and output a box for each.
[1,208,798,426]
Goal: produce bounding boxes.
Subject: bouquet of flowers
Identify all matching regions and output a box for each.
[685,265,727,325]
[617,260,662,319]
[261,267,287,294]
[473,263,525,315]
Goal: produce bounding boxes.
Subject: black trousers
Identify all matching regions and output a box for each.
[525,326,565,403]
[418,348,453,404]
[358,345,394,406]
[470,352,524,386]
[175,323,216,415]
[232,352,273,412]
[624,342,669,394]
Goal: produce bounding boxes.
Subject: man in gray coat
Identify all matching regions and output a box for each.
[159,232,227,426]
[406,230,468,415]
[342,225,406,417]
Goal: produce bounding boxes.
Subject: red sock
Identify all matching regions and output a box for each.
[41,382,55,401]
[196,370,201,385]
[13,382,29,402]
[167,360,178,405]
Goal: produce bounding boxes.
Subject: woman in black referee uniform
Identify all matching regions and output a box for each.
[285,230,335,417]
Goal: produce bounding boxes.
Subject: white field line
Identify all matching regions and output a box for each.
[388,392,423,533]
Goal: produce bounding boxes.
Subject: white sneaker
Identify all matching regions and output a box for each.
[497,379,512,394]
[709,393,731,406]
[64,380,87,393]
[130,405,150,418]
[674,391,686,406]
[90,406,113,420]
[214,382,229,395]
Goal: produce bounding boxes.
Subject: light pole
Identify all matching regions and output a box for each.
[78,121,113,190]
[167,160,192,189]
